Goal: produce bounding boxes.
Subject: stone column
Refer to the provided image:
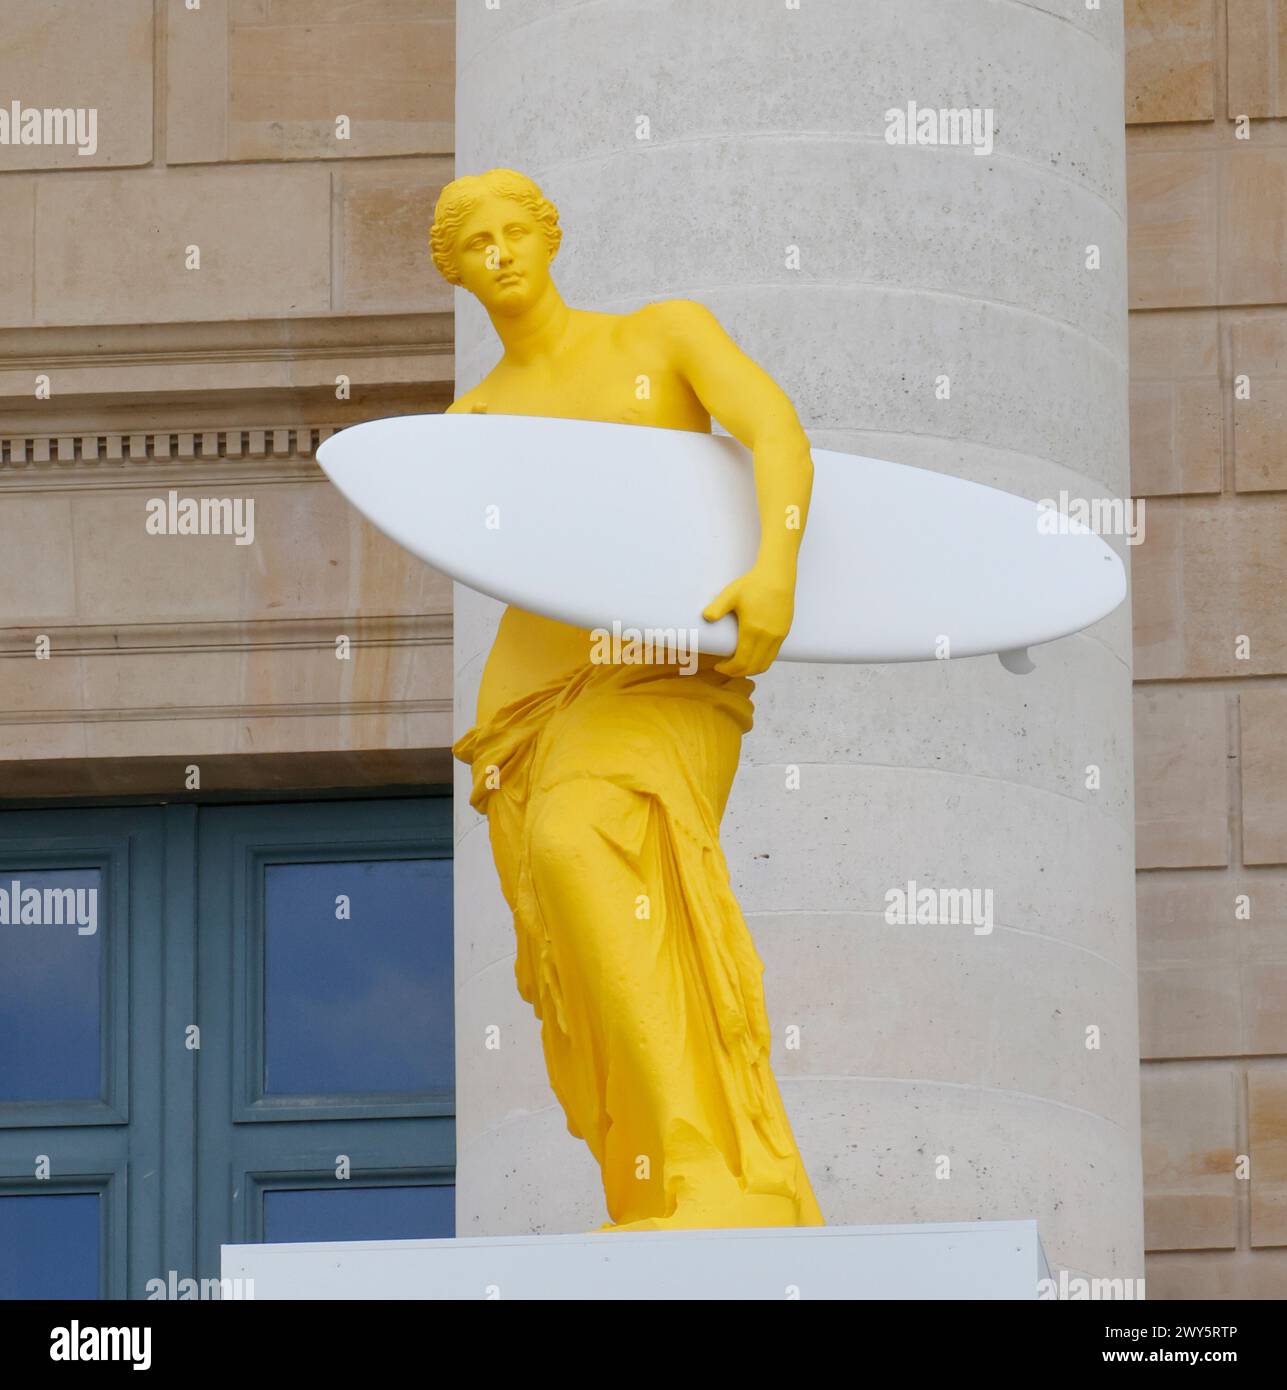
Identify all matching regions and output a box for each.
[452,0,1142,1280]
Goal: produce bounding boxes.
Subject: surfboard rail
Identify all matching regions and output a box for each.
[317,413,1127,670]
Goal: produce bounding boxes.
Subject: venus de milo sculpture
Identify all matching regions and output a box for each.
[315,167,1126,1232]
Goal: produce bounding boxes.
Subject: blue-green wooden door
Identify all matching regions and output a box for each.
[0,795,453,1299]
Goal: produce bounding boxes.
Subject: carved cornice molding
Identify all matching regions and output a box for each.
[0,415,459,488]
[0,423,341,487]
[3,423,334,465]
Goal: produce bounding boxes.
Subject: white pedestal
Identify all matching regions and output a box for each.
[222,1219,1051,1299]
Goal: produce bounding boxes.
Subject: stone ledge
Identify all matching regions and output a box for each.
[0,613,451,657]
[0,312,455,440]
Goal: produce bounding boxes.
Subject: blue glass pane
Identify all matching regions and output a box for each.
[263,1185,454,1243]
[0,1194,100,1299]
[264,858,453,1095]
[0,868,103,1101]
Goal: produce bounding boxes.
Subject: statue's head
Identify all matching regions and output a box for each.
[429,168,563,316]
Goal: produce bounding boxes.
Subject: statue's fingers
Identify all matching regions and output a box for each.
[759,631,787,670]
[712,646,743,676]
[744,635,775,675]
[715,628,757,677]
[712,643,742,676]
[702,580,740,623]
[741,631,778,676]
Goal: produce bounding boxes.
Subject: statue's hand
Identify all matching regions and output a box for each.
[702,562,796,677]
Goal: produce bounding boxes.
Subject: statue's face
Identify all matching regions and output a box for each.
[451,192,552,316]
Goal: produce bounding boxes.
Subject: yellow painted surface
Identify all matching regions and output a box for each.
[437,169,822,1229]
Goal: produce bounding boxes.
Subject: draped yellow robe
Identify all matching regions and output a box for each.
[454,608,823,1230]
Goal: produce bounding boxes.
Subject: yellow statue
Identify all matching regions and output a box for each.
[432,168,824,1230]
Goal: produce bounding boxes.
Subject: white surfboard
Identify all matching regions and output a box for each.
[316,413,1125,669]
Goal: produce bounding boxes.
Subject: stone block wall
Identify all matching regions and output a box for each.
[1126,0,1287,1299]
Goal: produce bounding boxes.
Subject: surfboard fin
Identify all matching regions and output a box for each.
[998,647,1035,675]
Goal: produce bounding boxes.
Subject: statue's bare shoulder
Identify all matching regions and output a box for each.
[618,298,726,362]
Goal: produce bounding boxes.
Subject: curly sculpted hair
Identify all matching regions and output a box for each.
[429,169,563,286]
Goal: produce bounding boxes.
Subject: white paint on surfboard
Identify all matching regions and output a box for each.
[316,413,1126,666]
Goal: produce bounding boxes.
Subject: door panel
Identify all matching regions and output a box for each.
[195,798,454,1277]
[262,857,453,1096]
[0,807,165,1298]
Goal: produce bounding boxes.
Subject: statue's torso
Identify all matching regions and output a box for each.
[457,309,713,725]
